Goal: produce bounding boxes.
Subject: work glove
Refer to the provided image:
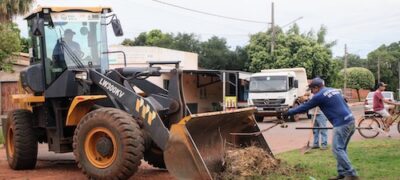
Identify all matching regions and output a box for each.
[281,110,289,117]
[281,108,290,122]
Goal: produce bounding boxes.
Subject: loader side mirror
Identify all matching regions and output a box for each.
[111,18,123,37]
[31,15,44,37]
[294,80,299,88]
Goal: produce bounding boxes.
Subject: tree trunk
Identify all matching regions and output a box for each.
[356,89,361,102]
[0,15,12,23]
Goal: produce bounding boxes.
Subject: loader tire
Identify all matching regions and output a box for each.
[73,108,144,180]
[5,109,38,170]
[144,145,166,169]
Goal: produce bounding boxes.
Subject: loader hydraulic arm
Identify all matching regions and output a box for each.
[88,69,171,150]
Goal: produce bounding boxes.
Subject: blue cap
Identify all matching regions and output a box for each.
[307,77,324,90]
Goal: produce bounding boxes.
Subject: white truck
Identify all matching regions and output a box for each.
[248,68,309,122]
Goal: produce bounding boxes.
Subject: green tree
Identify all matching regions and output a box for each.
[121,38,135,46]
[199,36,231,69]
[122,30,174,47]
[334,54,367,70]
[121,30,250,71]
[0,0,34,22]
[122,32,147,46]
[171,33,201,52]
[337,67,375,101]
[366,43,400,93]
[246,25,338,86]
[0,23,21,72]
[20,37,30,53]
[316,25,336,48]
[227,46,249,71]
[145,29,174,47]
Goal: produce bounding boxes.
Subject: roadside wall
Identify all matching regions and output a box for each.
[344,88,370,101]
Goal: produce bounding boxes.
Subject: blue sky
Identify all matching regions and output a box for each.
[15,0,400,58]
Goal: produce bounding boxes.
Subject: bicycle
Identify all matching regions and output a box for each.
[357,108,400,138]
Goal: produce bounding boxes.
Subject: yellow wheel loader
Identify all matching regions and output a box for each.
[2,6,274,179]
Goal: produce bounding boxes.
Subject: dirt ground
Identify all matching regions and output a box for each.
[0,104,398,179]
[0,145,174,180]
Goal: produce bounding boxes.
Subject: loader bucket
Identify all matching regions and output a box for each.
[164,107,274,180]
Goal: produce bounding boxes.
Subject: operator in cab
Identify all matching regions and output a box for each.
[52,29,83,69]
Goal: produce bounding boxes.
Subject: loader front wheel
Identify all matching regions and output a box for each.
[73,108,144,180]
[5,109,38,170]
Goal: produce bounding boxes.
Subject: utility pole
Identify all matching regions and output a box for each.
[398,62,400,99]
[378,57,381,82]
[344,44,348,95]
[270,2,275,55]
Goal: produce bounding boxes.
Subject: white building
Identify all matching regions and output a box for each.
[108,45,198,70]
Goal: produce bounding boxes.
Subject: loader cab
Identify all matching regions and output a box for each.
[23,7,122,97]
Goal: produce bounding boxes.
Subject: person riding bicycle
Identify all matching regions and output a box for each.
[373,82,400,132]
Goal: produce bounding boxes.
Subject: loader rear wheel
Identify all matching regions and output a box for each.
[73,108,144,180]
[5,109,38,170]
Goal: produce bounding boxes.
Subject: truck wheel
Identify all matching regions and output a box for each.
[73,108,144,180]
[5,109,38,170]
[255,115,264,122]
[144,145,166,169]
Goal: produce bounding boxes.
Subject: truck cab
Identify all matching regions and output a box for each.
[248,68,308,122]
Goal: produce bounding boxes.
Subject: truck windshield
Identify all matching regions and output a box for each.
[249,76,287,92]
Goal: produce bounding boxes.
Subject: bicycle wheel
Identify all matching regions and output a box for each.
[397,122,400,134]
[358,117,381,138]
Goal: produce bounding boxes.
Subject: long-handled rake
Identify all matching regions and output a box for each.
[300,108,318,154]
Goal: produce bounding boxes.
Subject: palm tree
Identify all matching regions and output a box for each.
[0,0,34,23]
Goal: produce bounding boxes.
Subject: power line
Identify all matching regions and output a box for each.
[281,16,303,28]
[331,13,400,30]
[124,30,252,37]
[150,0,268,24]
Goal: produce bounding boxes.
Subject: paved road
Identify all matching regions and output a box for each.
[259,104,400,154]
[0,104,398,179]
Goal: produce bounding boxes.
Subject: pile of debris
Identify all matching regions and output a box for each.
[217,146,279,179]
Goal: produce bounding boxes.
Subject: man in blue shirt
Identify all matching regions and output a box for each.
[286,78,358,180]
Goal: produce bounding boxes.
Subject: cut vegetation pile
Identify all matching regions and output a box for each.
[217,146,302,179]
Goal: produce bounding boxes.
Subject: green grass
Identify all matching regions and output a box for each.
[0,128,3,144]
[267,139,400,180]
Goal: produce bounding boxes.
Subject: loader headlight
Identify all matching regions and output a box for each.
[75,72,88,80]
